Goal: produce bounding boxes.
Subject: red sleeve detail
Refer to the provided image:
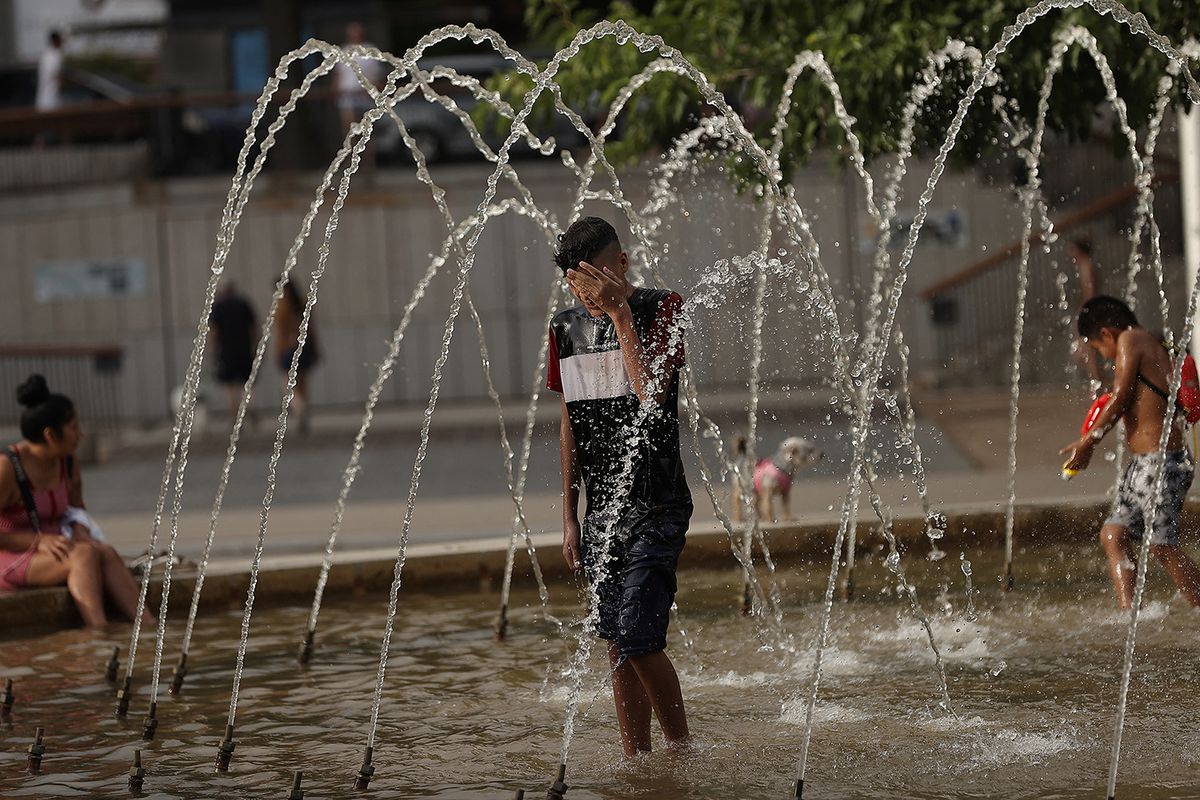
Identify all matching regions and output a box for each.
[1180,354,1200,424]
[546,326,563,393]
[647,291,685,372]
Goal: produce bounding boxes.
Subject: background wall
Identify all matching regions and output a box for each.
[0,138,1181,425]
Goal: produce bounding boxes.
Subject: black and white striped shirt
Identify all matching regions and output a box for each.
[547,287,693,538]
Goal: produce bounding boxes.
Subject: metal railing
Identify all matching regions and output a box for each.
[919,173,1185,388]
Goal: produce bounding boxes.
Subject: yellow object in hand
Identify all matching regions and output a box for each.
[1062,461,1079,481]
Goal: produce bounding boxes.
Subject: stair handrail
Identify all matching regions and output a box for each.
[920,172,1179,301]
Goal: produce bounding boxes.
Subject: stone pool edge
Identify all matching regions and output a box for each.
[0,496,1117,637]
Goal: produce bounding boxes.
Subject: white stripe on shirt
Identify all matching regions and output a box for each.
[560,349,633,403]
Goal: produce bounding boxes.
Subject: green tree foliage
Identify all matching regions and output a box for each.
[501,0,1196,176]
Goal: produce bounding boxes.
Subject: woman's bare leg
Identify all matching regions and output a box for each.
[98,544,154,624]
[27,543,106,626]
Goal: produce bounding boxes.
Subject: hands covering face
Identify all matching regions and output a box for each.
[566,261,630,316]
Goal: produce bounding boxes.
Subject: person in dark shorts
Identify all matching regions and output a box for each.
[547,216,692,756]
[209,281,258,420]
[1060,295,1200,608]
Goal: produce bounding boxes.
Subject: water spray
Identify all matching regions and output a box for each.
[0,5,1179,797]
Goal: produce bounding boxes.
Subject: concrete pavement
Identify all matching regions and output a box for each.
[70,385,1136,564]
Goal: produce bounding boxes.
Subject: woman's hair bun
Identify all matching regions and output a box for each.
[16,374,50,408]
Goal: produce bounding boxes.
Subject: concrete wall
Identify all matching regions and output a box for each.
[0,152,1077,424]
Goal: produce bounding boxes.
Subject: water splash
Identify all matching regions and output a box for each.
[113,6,1199,796]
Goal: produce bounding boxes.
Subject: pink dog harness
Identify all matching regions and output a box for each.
[754,458,791,495]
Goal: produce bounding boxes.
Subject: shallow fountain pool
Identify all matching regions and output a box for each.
[1,542,1198,799]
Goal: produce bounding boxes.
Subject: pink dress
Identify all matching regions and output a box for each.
[0,449,69,590]
[754,457,792,496]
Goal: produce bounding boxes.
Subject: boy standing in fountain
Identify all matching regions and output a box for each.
[547,216,692,755]
[1060,295,1200,609]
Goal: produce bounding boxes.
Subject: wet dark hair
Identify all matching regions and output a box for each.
[49,30,62,47]
[554,217,619,274]
[1077,294,1138,339]
[16,374,75,443]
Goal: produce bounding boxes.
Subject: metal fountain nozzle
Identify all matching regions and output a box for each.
[2,678,13,716]
[115,676,133,718]
[27,726,45,773]
[739,583,752,616]
[546,763,568,800]
[128,749,146,792]
[494,603,509,641]
[793,778,804,798]
[215,724,236,771]
[354,745,374,790]
[169,654,188,694]
[141,702,158,741]
[105,646,120,682]
[288,770,304,800]
[298,629,315,664]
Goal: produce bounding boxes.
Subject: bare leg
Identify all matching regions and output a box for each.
[68,543,109,627]
[628,649,690,747]
[1150,544,1200,606]
[1100,524,1136,609]
[25,541,108,627]
[608,642,652,756]
[98,544,154,625]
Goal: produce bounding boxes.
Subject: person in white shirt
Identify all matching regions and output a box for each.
[334,22,384,171]
[335,22,384,135]
[35,30,65,113]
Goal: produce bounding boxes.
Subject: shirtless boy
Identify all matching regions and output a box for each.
[1060,295,1200,608]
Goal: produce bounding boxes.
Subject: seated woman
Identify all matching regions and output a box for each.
[0,374,150,627]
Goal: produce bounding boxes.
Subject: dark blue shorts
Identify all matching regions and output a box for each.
[582,518,687,659]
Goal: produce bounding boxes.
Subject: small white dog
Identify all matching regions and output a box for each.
[730,435,823,522]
